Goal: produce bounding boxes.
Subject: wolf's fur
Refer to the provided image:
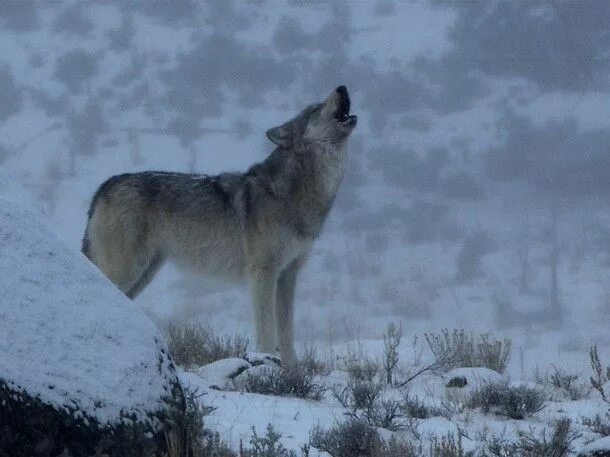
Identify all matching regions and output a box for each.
[82,86,357,363]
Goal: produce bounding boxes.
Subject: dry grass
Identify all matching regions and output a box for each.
[166,322,249,369]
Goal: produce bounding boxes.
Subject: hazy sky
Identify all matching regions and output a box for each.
[2,1,610,194]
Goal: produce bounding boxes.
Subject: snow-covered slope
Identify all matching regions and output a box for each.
[0,172,179,425]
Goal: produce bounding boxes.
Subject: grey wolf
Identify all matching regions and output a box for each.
[82,86,357,363]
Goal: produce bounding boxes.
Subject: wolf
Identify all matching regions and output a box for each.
[82,86,357,363]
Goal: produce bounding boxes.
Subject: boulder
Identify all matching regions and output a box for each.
[0,175,183,457]
[245,351,282,367]
[194,357,252,389]
[444,367,506,390]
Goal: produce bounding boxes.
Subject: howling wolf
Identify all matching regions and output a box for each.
[82,86,358,363]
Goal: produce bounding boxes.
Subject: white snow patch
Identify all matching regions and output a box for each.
[579,436,610,454]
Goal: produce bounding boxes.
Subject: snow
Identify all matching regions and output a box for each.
[579,436,610,454]
[180,369,342,455]
[0,172,178,425]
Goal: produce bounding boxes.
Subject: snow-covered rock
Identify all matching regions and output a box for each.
[194,357,252,389]
[443,367,506,404]
[245,351,282,367]
[233,363,282,390]
[0,174,183,455]
[578,436,610,457]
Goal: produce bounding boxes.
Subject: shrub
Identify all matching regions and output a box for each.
[429,433,464,457]
[243,424,297,457]
[363,398,404,431]
[350,380,383,410]
[468,383,546,419]
[401,394,442,419]
[483,433,518,457]
[201,431,236,457]
[590,344,610,404]
[543,365,589,401]
[240,363,324,401]
[165,386,235,457]
[300,345,329,377]
[333,379,383,411]
[583,413,610,437]
[166,322,249,369]
[515,418,580,457]
[345,357,379,383]
[165,386,206,456]
[310,417,420,457]
[310,417,382,457]
[381,436,422,457]
[483,419,580,457]
[382,322,402,385]
[425,329,511,373]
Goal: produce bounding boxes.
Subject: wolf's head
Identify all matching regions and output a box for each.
[266,86,357,148]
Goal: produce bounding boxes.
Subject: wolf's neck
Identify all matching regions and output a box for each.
[285,142,347,238]
[310,142,347,200]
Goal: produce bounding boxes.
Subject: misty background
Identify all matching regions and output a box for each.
[2,0,610,361]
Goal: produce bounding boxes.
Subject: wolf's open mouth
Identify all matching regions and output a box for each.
[335,86,357,127]
[335,87,351,122]
[336,99,350,121]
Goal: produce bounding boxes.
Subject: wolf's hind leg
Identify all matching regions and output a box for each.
[250,266,278,354]
[275,260,301,364]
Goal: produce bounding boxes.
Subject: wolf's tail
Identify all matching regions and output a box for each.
[81,191,97,259]
[82,174,127,259]
[81,224,91,258]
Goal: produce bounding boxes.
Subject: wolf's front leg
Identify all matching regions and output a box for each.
[275,260,301,364]
[250,267,278,354]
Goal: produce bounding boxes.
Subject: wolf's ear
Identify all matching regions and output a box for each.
[266,123,291,147]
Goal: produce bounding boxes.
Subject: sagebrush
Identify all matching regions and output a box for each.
[166,322,249,369]
[468,383,546,419]
[429,433,464,457]
[240,363,324,400]
[425,329,511,373]
[310,417,420,457]
[242,424,298,457]
[483,418,579,457]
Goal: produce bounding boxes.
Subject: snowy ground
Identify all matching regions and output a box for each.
[175,336,610,456]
